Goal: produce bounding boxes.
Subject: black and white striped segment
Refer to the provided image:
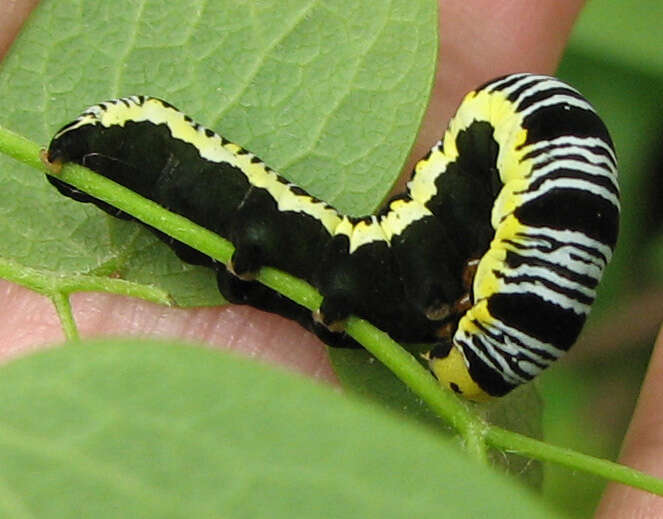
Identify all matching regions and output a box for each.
[425,74,619,398]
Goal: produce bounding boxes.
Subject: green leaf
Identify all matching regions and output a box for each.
[329,346,544,488]
[0,0,437,306]
[570,0,663,78]
[330,344,442,426]
[0,339,556,518]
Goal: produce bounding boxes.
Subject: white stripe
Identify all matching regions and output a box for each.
[508,76,583,103]
[497,75,549,98]
[502,262,598,295]
[528,159,619,195]
[494,276,592,314]
[496,76,585,111]
[500,240,607,278]
[485,73,533,93]
[516,175,620,208]
[456,334,529,385]
[519,227,614,263]
[454,316,568,383]
[519,94,595,118]
[526,137,617,169]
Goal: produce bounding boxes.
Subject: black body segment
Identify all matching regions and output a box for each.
[46,74,619,399]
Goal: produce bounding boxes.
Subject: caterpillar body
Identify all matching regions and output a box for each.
[46,73,619,400]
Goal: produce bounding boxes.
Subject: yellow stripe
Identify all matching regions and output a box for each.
[380,198,429,240]
[334,217,386,254]
[89,98,343,235]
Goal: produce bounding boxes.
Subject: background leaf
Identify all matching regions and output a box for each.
[0,339,556,518]
[330,345,544,488]
[570,0,663,78]
[0,0,437,306]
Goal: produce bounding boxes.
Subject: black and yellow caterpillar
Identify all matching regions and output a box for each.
[45,73,619,400]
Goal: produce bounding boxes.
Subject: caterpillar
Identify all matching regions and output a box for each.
[45,73,619,400]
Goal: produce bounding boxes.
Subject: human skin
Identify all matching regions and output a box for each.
[5,1,661,516]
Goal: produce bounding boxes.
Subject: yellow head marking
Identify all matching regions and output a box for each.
[428,346,491,402]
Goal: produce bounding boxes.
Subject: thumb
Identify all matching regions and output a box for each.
[595,326,663,517]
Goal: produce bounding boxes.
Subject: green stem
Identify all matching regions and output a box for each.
[2,124,663,496]
[485,426,663,496]
[345,316,488,462]
[50,293,79,341]
[0,124,44,170]
[0,257,172,305]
